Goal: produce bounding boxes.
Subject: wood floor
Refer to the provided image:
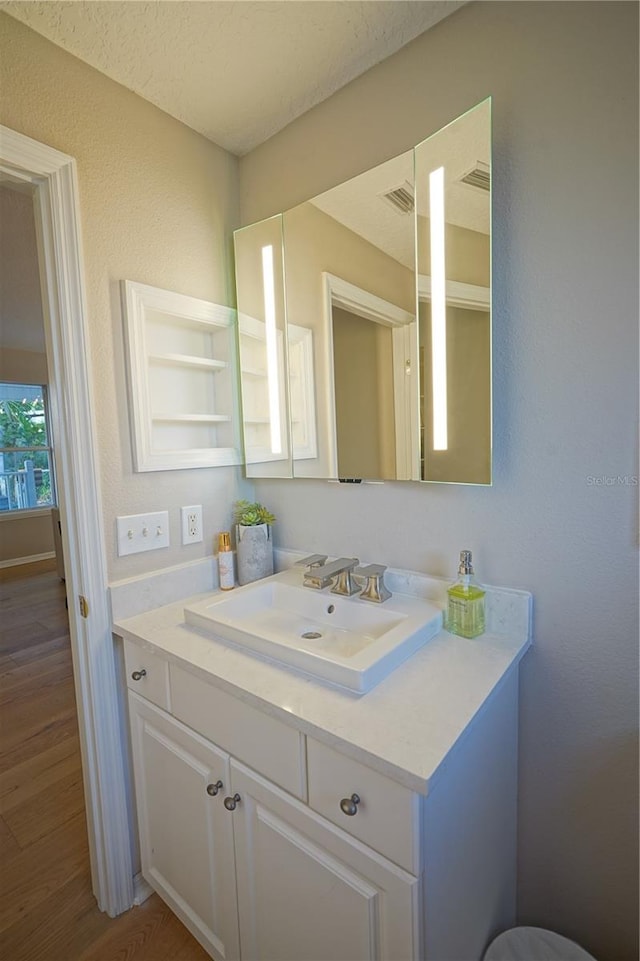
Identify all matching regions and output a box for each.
[0,559,210,961]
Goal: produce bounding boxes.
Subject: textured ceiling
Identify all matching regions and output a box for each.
[2,1,466,156]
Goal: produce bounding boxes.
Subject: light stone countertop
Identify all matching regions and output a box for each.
[113,566,531,797]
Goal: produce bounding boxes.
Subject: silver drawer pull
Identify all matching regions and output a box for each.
[131,669,147,681]
[206,780,223,797]
[340,793,361,816]
[223,793,241,811]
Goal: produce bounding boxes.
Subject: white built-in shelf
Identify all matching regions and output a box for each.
[149,353,228,372]
[122,280,241,471]
[152,413,231,424]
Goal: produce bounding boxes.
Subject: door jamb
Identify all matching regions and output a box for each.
[0,125,134,916]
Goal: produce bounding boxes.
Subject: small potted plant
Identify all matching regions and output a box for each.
[233,500,276,585]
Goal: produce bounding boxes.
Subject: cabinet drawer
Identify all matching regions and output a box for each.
[123,639,170,711]
[170,665,306,800]
[307,738,420,874]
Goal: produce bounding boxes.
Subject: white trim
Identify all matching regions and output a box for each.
[0,506,53,522]
[417,274,490,311]
[0,551,55,569]
[133,872,154,906]
[0,126,134,915]
[324,273,414,328]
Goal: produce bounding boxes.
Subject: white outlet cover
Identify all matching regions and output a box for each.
[181,504,203,544]
[117,511,170,556]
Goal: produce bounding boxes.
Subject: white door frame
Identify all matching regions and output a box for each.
[0,126,134,916]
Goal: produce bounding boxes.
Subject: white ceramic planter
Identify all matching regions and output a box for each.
[236,523,274,586]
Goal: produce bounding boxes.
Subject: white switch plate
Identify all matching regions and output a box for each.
[181,504,203,544]
[117,511,170,556]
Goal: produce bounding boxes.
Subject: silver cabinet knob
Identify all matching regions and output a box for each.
[206,780,223,797]
[131,669,147,681]
[340,793,361,816]
[223,793,241,811]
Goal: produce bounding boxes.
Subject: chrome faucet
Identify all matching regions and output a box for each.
[298,555,359,591]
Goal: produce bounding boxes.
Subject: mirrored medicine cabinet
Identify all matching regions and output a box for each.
[234,97,491,484]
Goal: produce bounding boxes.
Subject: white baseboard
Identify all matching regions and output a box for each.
[133,872,154,905]
[0,551,56,570]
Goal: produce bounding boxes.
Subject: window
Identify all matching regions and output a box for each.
[0,383,56,513]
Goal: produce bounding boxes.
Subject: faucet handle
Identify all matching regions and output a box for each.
[355,564,392,603]
[330,559,360,597]
[296,554,328,569]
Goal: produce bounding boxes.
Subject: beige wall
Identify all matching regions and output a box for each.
[0,348,48,385]
[0,13,247,580]
[0,512,54,564]
[239,3,639,959]
[0,185,46,351]
[417,216,490,287]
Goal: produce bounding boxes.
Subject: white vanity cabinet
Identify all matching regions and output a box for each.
[123,630,521,961]
[125,645,420,960]
[128,693,240,960]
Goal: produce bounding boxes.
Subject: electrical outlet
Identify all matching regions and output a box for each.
[181,505,203,545]
[116,511,170,556]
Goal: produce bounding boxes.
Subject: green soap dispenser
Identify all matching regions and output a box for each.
[447,550,486,638]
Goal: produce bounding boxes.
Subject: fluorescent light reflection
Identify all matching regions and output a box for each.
[429,166,448,451]
[261,244,282,455]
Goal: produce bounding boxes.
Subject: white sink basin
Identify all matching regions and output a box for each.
[184,567,442,693]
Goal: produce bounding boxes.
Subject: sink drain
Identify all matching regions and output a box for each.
[301,631,322,640]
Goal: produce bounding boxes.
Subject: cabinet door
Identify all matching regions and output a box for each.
[129,693,240,960]
[230,760,419,961]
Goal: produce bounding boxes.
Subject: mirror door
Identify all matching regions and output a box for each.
[415,97,491,483]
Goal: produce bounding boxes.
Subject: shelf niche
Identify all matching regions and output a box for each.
[122,280,242,471]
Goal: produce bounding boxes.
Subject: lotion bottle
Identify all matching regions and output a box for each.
[217,531,235,591]
[446,550,485,638]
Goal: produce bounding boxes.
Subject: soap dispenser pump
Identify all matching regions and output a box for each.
[446,550,485,638]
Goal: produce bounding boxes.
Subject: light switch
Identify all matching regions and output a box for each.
[117,511,170,556]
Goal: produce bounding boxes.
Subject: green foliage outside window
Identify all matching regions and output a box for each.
[0,387,55,510]
[0,396,47,448]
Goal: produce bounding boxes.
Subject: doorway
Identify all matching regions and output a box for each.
[0,125,133,916]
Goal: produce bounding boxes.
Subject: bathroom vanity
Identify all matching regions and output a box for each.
[113,568,530,961]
